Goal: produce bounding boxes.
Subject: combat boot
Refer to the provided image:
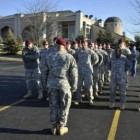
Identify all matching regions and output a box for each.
[51,124,57,135]
[37,90,43,99]
[94,92,99,98]
[120,103,125,110]
[109,102,115,109]
[74,99,82,105]
[23,90,32,99]
[89,99,94,105]
[58,126,68,136]
[98,87,103,95]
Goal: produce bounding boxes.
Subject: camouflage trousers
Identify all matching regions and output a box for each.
[93,67,104,93]
[48,88,72,127]
[93,67,100,92]
[76,72,93,100]
[25,68,42,91]
[104,67,111,83]
[110,76,127,103]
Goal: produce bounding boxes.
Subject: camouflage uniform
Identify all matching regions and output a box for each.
[130,47,139,76]
[67,48,75,56]
[41,49,78,127]
[39,48,48,98]
[39,48,48,71]
[105,48,114,83]
[98,49,109,93]
[93,49,104,96]
[121,47,131,59]
[47,45,57,55]
[75,48,99,100]
[119,47,131,87]
[22,46,41,93]
[109,53,129,103]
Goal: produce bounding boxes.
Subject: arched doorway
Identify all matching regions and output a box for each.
[1,26,14,40]
[22,25,37,42]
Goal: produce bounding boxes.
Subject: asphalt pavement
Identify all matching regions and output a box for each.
[0,56,140,140]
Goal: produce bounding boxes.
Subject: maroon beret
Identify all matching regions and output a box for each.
[25,39,32,46]
[56,38,66,46]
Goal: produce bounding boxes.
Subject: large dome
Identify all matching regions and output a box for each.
[105,17,122,23]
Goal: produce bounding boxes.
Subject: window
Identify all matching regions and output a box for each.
[86,28,90,34]
[62,25,68,38]
[86,28,91,39]
[62,24,75,39]
[68,25,75,38]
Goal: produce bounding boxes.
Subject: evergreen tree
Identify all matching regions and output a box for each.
[0,36,3,50]
[104,30,115,44]
[96,30,105,44]
[75,28,84,44]
[122,32,131,47]
[2,29,20,54]
[134,35,140,51]
[17,36,23,51]
[0,35,3,43]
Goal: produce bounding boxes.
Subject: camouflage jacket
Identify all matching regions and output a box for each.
[39,48,48,71]
[67,48,75,56]
[121,47,131,60]
[41,49,78,90]
[109,54,129,78]
[22,46,40,69]
[75,48,99,74]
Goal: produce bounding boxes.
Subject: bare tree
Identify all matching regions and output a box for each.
[22,0,59,45]
[130,0,140,34]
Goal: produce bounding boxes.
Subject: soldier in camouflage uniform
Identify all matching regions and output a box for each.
[119,39,131,59]
[66,40,75,56]
[39,40,49,99]
[104,43,114,84]
[130,45,139,76]
[118,39,131,88]
[41,38,78,135]
[91,42,104,98]
[47,37,58,55]
[40,40,49,69]
[72,41,79,51]
[74,39,99,105]
[109,46,129,110]
[98,44,109,94]
[22,40,43,99]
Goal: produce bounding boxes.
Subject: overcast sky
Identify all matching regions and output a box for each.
[0,0,138,40]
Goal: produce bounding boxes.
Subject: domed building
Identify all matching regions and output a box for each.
[0,11,125,44]
[104,17,123,35]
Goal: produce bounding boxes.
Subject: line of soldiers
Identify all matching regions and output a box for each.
[22,37,134,135]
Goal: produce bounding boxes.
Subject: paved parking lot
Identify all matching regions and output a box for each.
[0,57,140,140]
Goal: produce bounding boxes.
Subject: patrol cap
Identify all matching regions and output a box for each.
[25,39,32,46]
[56,38,66,47]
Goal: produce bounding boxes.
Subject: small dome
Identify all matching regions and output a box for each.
[105,17,122,23]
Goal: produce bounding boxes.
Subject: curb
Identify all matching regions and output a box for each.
[0,57,22,62]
